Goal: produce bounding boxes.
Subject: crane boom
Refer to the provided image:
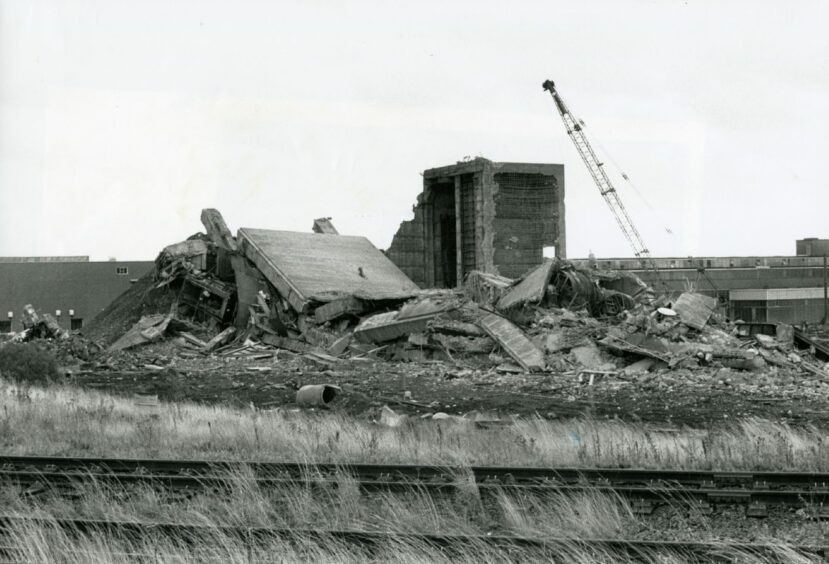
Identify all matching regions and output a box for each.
[542,80,652,261]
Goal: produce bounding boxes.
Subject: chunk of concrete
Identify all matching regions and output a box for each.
[673,293,717,330]
[314,296,366,324]
[477,311,545,372]
[312,218,339,235]
[109,313,173,352]
[200,208,238,252]
[497,260,556,311]
[353,297,456,344]
[328,333,353,357]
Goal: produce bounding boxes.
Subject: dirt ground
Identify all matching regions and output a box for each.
[70,346,829,427]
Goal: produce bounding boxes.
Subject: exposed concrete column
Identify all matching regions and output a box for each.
[554,168,567,258]
[454,176,463,287]
[480,160,497,274]
[424,182,435,287]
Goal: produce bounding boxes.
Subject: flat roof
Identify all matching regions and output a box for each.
[0,256,89,263]
[423,158,563,179]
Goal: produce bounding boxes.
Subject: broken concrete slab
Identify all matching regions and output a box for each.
[238,228,419,314]
[353,311,416,344]
[776,323,794,345]
[353,297,457,344]
[599,333,672,363]
[159,240,209,271]
[432,333,494,354]
[328,333,352,357]
[464,271,514,306]
[477,311,545,372]
[231,256,268,329]
[21,304,41,329]
[314,296,367,324]
[673,292,717,330]
[754,334,778,349]
[497,259,556,311]
[109,313,173,352]
[428,319,486,337]
[312,218,339,235]
[622,357,661,375]
[571,343,612,370]
[200,208,239,252]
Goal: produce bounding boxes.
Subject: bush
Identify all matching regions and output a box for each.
[0,343,60,386]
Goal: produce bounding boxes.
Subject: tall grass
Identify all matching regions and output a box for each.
[12,524,814,564]
[0,472,824,563]
[2,380,829,471]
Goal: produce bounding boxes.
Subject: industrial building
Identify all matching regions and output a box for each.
[572,239,829,324]
[0,257,154,332]
[386,158,565,288]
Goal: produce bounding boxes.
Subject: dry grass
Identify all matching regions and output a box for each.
[0,472,824,563]
[2,379,829,471]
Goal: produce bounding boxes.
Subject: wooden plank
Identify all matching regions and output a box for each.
[203,327,236,353]
[477,311,545,372]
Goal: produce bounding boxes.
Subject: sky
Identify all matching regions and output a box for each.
[1,0,827,261]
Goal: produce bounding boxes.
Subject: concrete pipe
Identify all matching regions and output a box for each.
[296,384,341,408]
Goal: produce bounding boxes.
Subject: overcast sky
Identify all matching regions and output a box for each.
[1,0,827,261]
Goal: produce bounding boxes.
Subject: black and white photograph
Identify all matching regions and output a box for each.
[1,1,828,562]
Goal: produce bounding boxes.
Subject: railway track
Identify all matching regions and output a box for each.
[3,455,829,515]
[0,516,826,563]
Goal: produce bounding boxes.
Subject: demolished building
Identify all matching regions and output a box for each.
[386,158,565,288]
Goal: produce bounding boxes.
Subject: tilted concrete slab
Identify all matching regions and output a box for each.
[478,311,546,372]
[237,228,419,313]
[497,260,555,311]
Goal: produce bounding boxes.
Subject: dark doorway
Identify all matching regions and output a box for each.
[71,318,83,330]
[0,320,11,333]
[430,184,457,288]
[439,214,457,287]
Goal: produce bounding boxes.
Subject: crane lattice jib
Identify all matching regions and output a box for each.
[542,80,652,261]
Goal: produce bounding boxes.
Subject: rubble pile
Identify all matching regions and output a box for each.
[4,208,829,421]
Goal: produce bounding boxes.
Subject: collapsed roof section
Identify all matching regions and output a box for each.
[237,228,420,313]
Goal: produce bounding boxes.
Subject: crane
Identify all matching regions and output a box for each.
[542,79,655,265]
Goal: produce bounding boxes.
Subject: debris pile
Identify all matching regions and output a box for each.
[6,207,828,420]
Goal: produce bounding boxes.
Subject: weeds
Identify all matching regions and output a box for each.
[0,343,59,386]
[1,379,829,471]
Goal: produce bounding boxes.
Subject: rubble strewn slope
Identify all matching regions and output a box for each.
[83,270,178,346]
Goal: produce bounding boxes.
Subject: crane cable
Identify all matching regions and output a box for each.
[576,119,676,237]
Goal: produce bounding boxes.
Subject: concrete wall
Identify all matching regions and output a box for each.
[0,260,154,332]
[386,158,565,287]
[385,196,427,287]
[491,171,558,278]
[797,238,829,257]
